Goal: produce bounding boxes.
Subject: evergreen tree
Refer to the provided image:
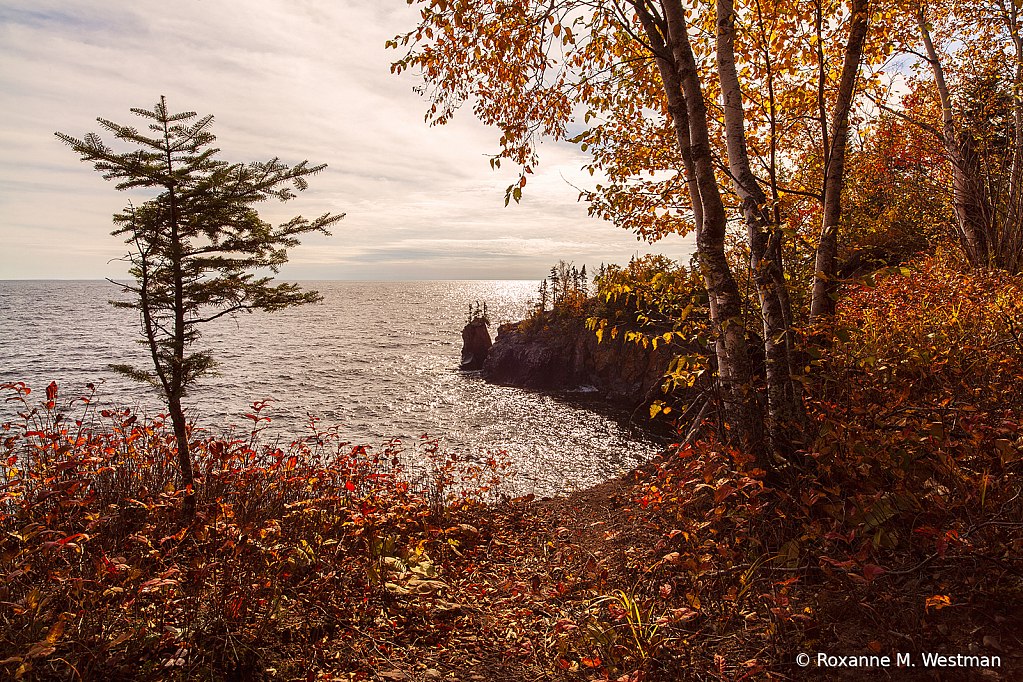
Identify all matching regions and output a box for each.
[548,266,560,305]
[56,98,343,500]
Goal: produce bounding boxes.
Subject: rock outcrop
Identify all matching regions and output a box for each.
[481,316,691,407]
[459,318,493,371]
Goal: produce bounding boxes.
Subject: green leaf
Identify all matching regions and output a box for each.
[108,363,158,387]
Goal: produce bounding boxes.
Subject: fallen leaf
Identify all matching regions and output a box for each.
[983,635,1004,652]
[863,564,885,581]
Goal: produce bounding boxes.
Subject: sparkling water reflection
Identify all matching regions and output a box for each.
[0,280,662,496]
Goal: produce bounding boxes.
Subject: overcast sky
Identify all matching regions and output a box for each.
[0,0,695,281]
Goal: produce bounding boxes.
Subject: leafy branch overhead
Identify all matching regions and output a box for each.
[56,97,344,492]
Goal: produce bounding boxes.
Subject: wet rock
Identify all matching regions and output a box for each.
[481,315,693,407]
[459,318,492,371]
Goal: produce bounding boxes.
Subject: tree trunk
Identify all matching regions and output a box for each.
[169,187,195,518]
[716,0,802,457]
[1002,1,1023,272]
[661,0,765,461]
[809,0,870,322]
[633,2,704,234]
[161,113,195,513]
[917,8,994,269]
[168,393,194,484]
[135,226,193,485]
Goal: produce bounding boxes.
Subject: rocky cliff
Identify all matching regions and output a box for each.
[459,318,492,371]
[481,316,690,407]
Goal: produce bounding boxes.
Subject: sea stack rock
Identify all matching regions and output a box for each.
[459,318,492,371]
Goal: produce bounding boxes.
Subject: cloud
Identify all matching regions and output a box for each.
[0,0,693,280]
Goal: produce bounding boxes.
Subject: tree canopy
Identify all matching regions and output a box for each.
[391,0,1021,464]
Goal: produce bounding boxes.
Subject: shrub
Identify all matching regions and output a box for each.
[0,382,514,680]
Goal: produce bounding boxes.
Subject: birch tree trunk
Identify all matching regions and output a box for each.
[660,0,766,461]
[715,0,802,457]
[917,7,993,269]
[633,1,704,234]
[809,0,871,321]
[1001,0,1023,272]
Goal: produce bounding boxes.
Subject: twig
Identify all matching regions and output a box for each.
[962,551,1023,578]
[883,553,937,576]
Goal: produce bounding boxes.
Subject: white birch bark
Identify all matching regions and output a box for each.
[809,0,871,321]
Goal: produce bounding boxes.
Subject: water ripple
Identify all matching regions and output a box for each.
[0,280,661,495]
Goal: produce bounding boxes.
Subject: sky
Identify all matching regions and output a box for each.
[0,0,695,281]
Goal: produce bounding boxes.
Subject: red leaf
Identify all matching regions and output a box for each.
[554,618,577,633]
[59,533,86,545]
[345,480,355,492]
[46,382,58,402]
[863,564,885,581]
[714,484,735,503]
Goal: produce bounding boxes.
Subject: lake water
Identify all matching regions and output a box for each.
[0,280,662,496]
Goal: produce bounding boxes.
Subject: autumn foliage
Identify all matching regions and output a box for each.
[0,385,514,680]
[3,255,1022,681]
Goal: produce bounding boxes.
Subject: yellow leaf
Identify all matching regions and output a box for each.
[45,619,64,644]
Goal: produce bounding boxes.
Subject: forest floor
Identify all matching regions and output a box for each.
[279,446,1022,682]
[3,396,1022,682]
